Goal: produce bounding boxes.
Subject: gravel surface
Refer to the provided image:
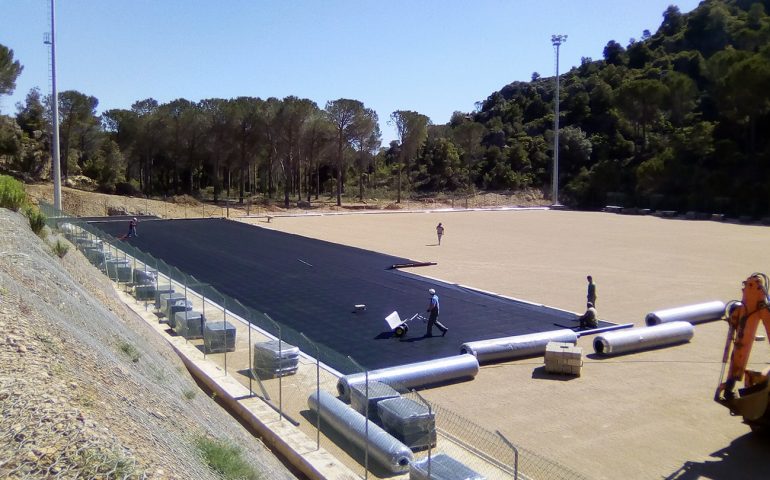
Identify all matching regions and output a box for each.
[246,208,770,480]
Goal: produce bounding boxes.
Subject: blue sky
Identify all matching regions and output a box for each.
[1,0,701,144]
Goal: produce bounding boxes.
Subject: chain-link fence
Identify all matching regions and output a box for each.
[41,202,588,479]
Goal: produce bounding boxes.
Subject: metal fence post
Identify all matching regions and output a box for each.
[412,390,434,479]
[223,297,228,373]
[232,299,257,398]
[496,431,519,480]
[300,332,321,450]
[347,356,369,479]
[264,313,284,420]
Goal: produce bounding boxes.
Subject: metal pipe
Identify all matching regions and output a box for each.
[460,329,577,363]
[645,300,726,326]
[593,321,694,356]
[308,390,413,474]
[337,354,479,402]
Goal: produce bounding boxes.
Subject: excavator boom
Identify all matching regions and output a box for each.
[715,274,770,433]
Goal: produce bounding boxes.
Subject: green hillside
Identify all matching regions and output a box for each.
[2,0,769,216]
[462,0,770,215]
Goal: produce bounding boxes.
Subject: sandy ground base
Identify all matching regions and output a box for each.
[238,209,770,480]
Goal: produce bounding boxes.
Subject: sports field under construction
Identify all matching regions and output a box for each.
[76,208,770,479]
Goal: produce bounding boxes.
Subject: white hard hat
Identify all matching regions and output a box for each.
[428,288,436,295]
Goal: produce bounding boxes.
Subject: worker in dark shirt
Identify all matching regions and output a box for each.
[436,223,445,245]
[586,275,597,306]
[127,217,138,238]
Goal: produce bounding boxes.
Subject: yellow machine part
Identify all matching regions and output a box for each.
[729,367,770,422]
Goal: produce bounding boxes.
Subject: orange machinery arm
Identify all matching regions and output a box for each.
[717,274,770,400]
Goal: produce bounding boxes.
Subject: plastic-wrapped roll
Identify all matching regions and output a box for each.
[645,301,726,326]
[593,321,694,356]
[307,390,413,474]
[460,329,578,364]
[337,355,479,402]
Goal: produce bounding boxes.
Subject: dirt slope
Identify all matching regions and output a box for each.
[0,208,296,479]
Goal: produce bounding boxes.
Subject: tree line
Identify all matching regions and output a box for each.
[472,0,770,216]
[2,0,770,215]
[4,88,429,208]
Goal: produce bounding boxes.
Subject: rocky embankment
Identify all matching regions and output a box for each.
[0,208,295,479]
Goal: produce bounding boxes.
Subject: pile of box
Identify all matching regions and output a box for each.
[544,341,583,376]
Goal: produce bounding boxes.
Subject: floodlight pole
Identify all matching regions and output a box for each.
[49,0,62,211]
[551,34,567,207]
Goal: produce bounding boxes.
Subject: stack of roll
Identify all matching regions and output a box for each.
[166,299,193,327]
[173,310,204,339]
[349,381,401,424]
[252,340,299,379]
[203,321,236,353]
[377,397,436,450]
[158,292,184,314]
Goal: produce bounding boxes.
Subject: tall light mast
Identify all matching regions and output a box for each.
[48,0,62,211]
[551,34,567,206]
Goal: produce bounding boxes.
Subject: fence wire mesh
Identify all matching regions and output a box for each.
[39,202,589,480]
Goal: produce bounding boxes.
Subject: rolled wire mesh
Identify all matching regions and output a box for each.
[44,204,593,480]
[308,390,414,474]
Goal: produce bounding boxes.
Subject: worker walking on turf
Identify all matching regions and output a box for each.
[126,217,138,238]
[586,275,597,306]
[436,223,444,245]
[426,288,448,337]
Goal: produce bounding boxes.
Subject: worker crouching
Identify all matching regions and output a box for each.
[578,302,598,330]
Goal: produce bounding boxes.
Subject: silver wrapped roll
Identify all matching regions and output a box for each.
[307,390,413,474]
[460,329,578,364]
[337,355,479,402]
[645,300,726,326]
[593,321,694,356]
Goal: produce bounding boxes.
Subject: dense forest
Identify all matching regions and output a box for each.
[1,0,770,215]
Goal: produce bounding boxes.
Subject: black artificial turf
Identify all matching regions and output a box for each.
[90,218,608,373]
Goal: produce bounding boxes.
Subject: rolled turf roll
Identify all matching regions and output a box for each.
[336,354,479,402]
[460,329,578,364]
[645,300,726,326]
[593,321,694,356]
